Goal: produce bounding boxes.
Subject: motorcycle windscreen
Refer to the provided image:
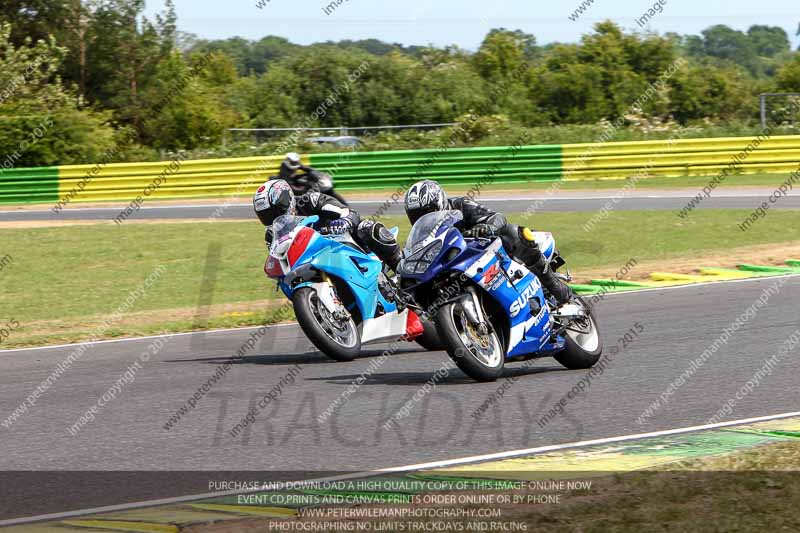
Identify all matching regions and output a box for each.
[270,215,317,257]
[404,210,463,255]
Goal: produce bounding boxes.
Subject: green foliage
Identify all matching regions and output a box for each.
[2,6,800,167]
[140,51,238,150]
[0,23,115,166]
[775,54,800,91]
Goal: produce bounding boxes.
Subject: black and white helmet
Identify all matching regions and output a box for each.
[405,180,448,224]
[284,152,302,171]
[253,180,296,226]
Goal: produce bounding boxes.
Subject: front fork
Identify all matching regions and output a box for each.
[310,274,348,320]
[455,287,491,335]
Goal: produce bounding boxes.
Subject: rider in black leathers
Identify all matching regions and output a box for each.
[254,180,401,271]
[404,180,574,306]
[275,153,349,206]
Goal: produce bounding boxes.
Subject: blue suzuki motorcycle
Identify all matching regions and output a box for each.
[265,215,425,362]
[398,210,602,382]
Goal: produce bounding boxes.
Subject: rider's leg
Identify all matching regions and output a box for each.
[499,225,574,306]
[356,220,401,271]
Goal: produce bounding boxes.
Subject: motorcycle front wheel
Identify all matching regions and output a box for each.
[293,287,361,362]
[436,302,504,382]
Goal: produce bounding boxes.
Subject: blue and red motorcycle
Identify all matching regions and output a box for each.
[265,215,426,362]
[398,210,602,382]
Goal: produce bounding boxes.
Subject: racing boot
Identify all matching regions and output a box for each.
[357,220,402,272]
[512,226,575,307]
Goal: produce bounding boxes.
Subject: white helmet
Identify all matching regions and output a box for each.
[284,152,302,171]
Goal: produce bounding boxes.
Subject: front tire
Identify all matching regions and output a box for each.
[554,297,603,369]
[436,302,504,382]
[293,287,361,362]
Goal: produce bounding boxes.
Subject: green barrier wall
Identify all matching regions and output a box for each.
[309,145,564,189]
[0,167,59,204]
[2,134,800,205]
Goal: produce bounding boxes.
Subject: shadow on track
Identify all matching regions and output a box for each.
[165,348,421,367]
[307,362,569,387]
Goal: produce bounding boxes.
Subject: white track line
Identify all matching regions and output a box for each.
[2,409,799,527]
[3,273,798,356]
[0,323,297,355]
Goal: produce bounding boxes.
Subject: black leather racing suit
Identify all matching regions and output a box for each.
[266,191,401,270]
[447,197,574,305]
[277,161,314,194]
[276,162,349,206]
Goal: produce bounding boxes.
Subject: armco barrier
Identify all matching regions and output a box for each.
[2,135,800,204]
[309,145,563,189]
[0,155,291,205]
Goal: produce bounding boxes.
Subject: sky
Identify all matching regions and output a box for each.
[144,0,800,49]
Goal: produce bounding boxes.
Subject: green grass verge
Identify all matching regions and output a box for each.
[1,208,800,347]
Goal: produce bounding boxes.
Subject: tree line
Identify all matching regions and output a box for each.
[1,0,800,167]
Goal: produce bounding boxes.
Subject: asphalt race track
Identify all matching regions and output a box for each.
[1,275,799,521]
[1,190,799,221]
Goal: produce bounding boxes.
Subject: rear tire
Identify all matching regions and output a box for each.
[293,287,361,362]
[436,302,504,382]
[554,297,603,370]
[415,314,446,351]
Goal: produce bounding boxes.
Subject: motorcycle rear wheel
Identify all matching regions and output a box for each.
[415,314,446,352]
[293,287,361,362]
[554,297,603,369]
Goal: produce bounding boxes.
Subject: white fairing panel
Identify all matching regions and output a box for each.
[531,231,556,262]
[361,310,409,344]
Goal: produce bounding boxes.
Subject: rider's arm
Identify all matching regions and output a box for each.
[309,192,360,233]
[453,197,508,235]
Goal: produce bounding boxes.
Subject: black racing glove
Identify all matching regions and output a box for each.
[464,223,495,238]
[322,219,352,236]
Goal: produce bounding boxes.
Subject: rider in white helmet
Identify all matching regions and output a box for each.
[278,153,309,182]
